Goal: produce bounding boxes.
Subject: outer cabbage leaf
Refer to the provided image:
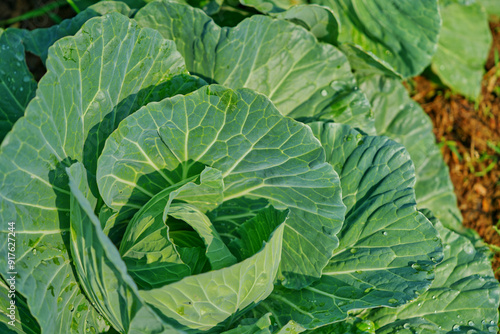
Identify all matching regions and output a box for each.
[252,123,442,329]
[272,7,399,78]
[367,210,500,334]
[97,85,346,289]
[431,1,492,99]
[147,0,224,15]
[336,44,401,79]
[0,29,36,142]
[67,163,182,334]
[275,5,339,45]
[134,1,375,134]
[15,1,133,64]
[0,1,134,142]
[188,0,224,15]
[0,278,40,334]
[0,13,203,334]
[238,0,306,14]
[312,0,441,78]
[355,74,476,239]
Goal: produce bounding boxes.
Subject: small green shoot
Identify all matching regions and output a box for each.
[0,0,82,27]
[488,141,500,155]
[483,105,493,118]
[66,0,81,14]
[47,12,63,24]
[0,0,67,27]
[474,160,497,177]
[439,137,462,161]
[444,90,452,100]
[474,95,482,110]
[494,86,500,97]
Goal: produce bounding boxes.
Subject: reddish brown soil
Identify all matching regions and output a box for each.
[412,22,500,277]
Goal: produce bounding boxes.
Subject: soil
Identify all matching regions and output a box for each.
[0,0,73,29]
[2,0,500,275]
[411,22,500,277]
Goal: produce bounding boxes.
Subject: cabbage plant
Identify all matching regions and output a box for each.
[0,1,499,334]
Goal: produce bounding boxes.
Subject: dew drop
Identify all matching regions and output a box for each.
[432,295,436,299]
[464,244,474,254]
[32,249,37,255]
[453,324,460,331]
[468,321,475,326]
[382,231,388,236]
[403,323,410,329]
[321,90,328,97]
[411,263,422,271]
[350,248,357,254]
